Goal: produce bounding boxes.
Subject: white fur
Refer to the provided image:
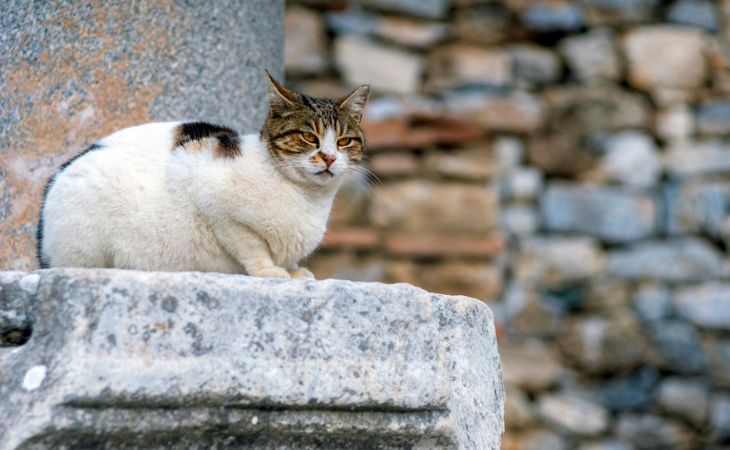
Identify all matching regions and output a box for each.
[41,122,349,278]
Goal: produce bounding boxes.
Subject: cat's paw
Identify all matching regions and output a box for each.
[252,267,291,279]
[290,267,315,279]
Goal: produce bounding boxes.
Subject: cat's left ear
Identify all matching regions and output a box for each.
[337,85,370,122]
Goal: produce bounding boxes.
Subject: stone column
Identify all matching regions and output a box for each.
[0,269,505,449]
[0,0,284,270]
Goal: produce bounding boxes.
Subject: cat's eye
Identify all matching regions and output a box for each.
[337,137,352,147]
[301,132,318,145]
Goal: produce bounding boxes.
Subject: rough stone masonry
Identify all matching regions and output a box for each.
[0,269,504,449]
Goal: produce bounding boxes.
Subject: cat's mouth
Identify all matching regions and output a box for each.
[315,169,334,177]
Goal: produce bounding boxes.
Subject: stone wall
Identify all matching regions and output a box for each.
[285,0,730,448]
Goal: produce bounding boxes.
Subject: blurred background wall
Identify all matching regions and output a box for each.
[285,0,730,448]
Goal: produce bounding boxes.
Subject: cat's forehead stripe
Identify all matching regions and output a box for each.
[173,122,241,159]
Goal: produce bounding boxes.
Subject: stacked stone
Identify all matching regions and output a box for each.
[286,0,730,447]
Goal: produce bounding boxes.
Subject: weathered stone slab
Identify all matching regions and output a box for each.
[0,269,504,449]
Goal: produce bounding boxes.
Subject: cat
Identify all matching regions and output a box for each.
[37,74,370,279]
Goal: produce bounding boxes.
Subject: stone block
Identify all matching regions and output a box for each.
[582,0,659,25]
[559,29,622,81]
[541,184,656,243]
[696,100,730,135]
[0,269,504,449]
[445,90,545,133]
[537,393,609,437]
[614,414,690,450]
[427,44,511,89]
[0,0,284,270]
[284,5,327,74]
[334,35,423,94]
[424,146,497,181]
[375,16,450,48]
[623,26,707,91]
[594,132,660,188]
[559,314,649,374]
[355,0,451,19]
[370,181,497,233]
[608,238,725,282]
[657,378,709,427]
[664,139,730,177]
[667,0,720,32]
[514,237,605,289]
[453,4,512,44]
[704,337,730,388]
[674,282,730,330]
[522,0,584,31]
[508,44,562,87]
[650,321,707,374]
[385,261,502,301]
[384,233,506,258]
[500,340,563,392]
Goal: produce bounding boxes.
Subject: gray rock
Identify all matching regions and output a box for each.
[632,284,671,322]
[334,35,423,94]
[453,4,512,44]
[657,378,709,427]
[541,184,656,243]
[501,205,540,236]
[326,8,378,35]
[664,180,730,244]
[500,339,563,392]
[515,237,606,289]
[427,44,511,89]
[495,136,525,170]
[711,394,730,441]
[504,386,535,429]
[674,282,730,330]
[615,414,689,450]
[355,0,450,19]
[501,168,544,201]
[667,0,720,32]
[582,0,659,24]
[538,393,609,436]
[650,321,707,374]
[559,314,648,374]
[597,368,658,412]
[656,105,694,139]
[519,429,569,450]
[703,337,730,388]
[444,89,545,133]
[559,29,622,81]
[284,5,328,75]
[608,238,725,282]
[696,100,730,135]
[0,269,504,449]
[578,441,634,450]
[522,1,584,31]
[0,272,38,346]
[594,132,660,188]
[664,139,730,177]
[508,44,562,87]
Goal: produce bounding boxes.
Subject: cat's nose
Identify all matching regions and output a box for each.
[319,152,336,167]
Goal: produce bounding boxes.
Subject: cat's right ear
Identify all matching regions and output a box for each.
[266,71,300,113]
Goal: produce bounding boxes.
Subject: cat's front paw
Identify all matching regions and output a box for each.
[252,267,291,279]
[290,267,315,279]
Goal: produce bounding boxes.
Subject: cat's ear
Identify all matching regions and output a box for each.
[337,85,370,122]
[266,71,300,111]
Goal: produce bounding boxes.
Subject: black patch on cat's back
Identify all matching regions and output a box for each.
[173,122,241,159]
[37,142,105,268]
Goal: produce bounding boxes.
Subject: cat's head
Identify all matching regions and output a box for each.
[261,73,370,188]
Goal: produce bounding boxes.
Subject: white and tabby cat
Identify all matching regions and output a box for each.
[37,74,369,279]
